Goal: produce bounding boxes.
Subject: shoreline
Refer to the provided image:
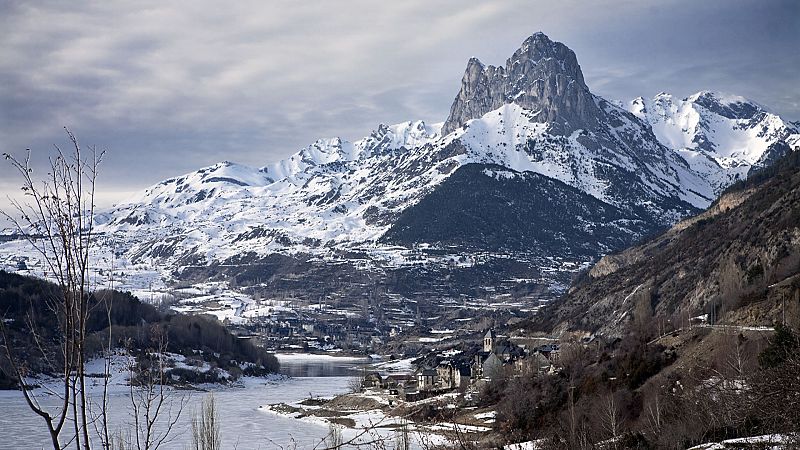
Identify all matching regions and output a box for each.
[258,385,497,448]
[274,352,374,362]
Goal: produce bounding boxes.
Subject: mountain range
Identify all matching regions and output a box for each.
[83,32,800,297]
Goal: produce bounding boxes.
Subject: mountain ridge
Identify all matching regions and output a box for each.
[8,32,800,300]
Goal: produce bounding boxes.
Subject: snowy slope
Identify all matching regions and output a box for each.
[261,121,443,183]
[630,91,799,194]
[92,34,800,272]
[9,33,800,293]
[451,99,714,212]
[96,99,701,267]
[95,118,479,268]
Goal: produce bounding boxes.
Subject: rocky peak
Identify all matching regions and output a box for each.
[442,32,598,135]
[507,32,585,85]
[688,91,762,120]
[630,96,647,116]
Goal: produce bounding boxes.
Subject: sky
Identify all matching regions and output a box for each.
[1,0,798,210]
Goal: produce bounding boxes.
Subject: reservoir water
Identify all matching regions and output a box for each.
[0,354,370,449]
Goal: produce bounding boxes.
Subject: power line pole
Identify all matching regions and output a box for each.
[782,291,786,326]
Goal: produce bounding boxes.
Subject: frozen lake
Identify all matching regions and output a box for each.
[0,354,371,450]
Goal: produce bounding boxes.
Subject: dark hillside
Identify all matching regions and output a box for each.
[483,151,800,448]
[383,163,658,256]
[533,150,800,337]
[0,271,278,389]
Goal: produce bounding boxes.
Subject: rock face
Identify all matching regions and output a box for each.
[539,151,800,338]
[442,32,598,135]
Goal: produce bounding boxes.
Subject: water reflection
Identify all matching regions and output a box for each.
[276,354,371,377]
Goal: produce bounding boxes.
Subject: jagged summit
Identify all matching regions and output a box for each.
[629,90,798,193]
[511,32,584,83]
[688,90,764,120]
[64,32,798,302]
[442,32,597,135]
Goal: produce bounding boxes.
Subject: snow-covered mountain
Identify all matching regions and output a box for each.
[85,33,798,293]
[629,91,798,194]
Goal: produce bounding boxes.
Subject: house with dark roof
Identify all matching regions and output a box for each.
[536,343,560,362]
[417,368,438,391]
[472,329,526,380]
[363,372,383,389]
[436,360,471,390]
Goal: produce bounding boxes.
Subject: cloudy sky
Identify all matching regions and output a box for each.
[1,0,798,208]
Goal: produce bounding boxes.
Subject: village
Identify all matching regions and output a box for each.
[198,274,552,356]
[259,328,575,448]
[356,329,566,403]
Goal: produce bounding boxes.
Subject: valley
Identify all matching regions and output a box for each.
[1,20,798,450]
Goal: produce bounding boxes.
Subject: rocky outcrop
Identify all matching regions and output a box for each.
[540,151,800,338]
[442,32,599,135]
[588,188,759,279]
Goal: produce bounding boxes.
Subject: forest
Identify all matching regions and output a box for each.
[0,270,279,390]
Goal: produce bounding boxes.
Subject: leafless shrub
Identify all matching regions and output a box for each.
[190,393,221,450]
[124,332,189,450]
[323,423,344,449]
[394,419,411,450]
[348,373,365,393]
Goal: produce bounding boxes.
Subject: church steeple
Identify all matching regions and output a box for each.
[483,329,496,353]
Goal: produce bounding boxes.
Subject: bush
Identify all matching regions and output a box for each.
[758,323,799,369]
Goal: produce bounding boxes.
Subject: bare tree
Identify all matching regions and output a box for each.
[314,416,393,450]
[394,419,410,450]
[110,430,132,450]
[1,129,104,449]
[723,333,751,382]
[323,423,344,449]
[348,374,365,393]
[2,131,185,450]
[89,291,117,449]
[643,391,663,438]
[125,331,188,450]
[190,393,221,450]
[601,392,622,448]
[748,325,800,442]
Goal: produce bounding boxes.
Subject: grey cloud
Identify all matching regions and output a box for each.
[1,0,798,209]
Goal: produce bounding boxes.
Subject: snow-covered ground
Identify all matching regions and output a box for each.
[259,403,445,449]
[371,357,416,374]
[0,235,566,328]
[260,388,472,449]
[504,441,541,450]
[689,434,793,449]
